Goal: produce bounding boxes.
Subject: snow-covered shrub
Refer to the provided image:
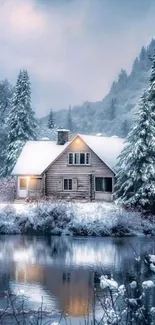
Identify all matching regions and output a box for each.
[0,177,16,202]
[0,204,20,233]
[0,202,154,235]
[68,204,143,236]
[98,275,155,324]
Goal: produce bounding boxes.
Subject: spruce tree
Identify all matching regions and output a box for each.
[67,106,73,132]
[118,69,128,85]
[139,46,146,61]
[48,109,54,129]
[115,90,155,210]
[0,80,13,120]
[109,98,116,120]
[0,80,13,171]
[121,119,130,137]
[2,70,37,176]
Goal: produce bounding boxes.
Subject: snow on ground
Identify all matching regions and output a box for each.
[0,201,116,215]
[0,203,26,212]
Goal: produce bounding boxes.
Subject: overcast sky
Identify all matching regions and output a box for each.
[0,0,155,117]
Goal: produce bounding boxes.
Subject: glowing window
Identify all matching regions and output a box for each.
[20,178,27,189]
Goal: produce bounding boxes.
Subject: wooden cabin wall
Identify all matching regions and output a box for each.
[45,137,114,200]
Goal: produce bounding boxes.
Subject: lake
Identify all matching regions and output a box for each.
[0,235,155,324]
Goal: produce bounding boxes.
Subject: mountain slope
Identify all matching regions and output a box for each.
[40,38,155,137]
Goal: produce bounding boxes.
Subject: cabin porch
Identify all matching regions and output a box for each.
[17,176,44,199]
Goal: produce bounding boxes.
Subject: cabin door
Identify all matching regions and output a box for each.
[18,177,28,198]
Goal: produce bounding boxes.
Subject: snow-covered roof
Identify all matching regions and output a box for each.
[12,140,70,175]
[12,134,125,175]
[79,134,125,171]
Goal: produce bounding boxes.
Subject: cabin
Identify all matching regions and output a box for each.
[12,130,124,202]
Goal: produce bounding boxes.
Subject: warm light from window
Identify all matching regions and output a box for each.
[75,138,81,144]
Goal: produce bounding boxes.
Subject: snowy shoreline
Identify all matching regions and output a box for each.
[0,202,154,236]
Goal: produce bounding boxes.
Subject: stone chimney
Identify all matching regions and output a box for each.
[57,129,69,145]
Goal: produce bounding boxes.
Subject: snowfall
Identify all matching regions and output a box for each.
[0,201,154,236]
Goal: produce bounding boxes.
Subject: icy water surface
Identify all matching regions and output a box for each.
[0,235,155,324]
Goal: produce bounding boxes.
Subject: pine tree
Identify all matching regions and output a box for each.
[121,119,130,137]
[115,90,155,210]
[118,69,128,85]
[48,109,54,129]
[67,106,73,132]
[109,98,116,120]
[0,80,13,171]
[131,57,139,74]
[139,46,146,61]
[0,80,13,120]
[2,70,37,176]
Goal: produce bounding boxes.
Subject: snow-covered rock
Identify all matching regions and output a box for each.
[150,263,155,272]
[150,307,155,316]
[149,254,155,264]
[118,284,126,295]
[130,281,137,289]
[128,299,138,307]
[142,280,154,289]
[100,275,118,290]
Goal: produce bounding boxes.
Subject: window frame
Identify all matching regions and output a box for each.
[63,178,73,191]
[68,152,91,165]
[68,152,74,165]
[95,177,113,193]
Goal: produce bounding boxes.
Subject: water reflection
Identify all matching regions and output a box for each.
[0,236,155,320]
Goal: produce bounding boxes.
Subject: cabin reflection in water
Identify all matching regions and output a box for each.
[2,236,155,324]
[15,265,44,283]
[15,264,94,317]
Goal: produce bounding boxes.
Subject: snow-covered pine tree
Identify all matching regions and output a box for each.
[22,69,37,137]
[115,90,155,210]
[0,80,13,171]
[109,98,116,120]
[67,106,73,132]
[48,109,54,129]
[0,80,13,120]
[121,119,130,137]
[2,70,37,176]
[118,69,128,86]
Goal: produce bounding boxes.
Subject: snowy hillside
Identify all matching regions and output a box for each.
[40,39,155,137]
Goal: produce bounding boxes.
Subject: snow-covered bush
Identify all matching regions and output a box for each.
[0,177,16,202]
[0,202,154,235]
[98,275,155,324]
